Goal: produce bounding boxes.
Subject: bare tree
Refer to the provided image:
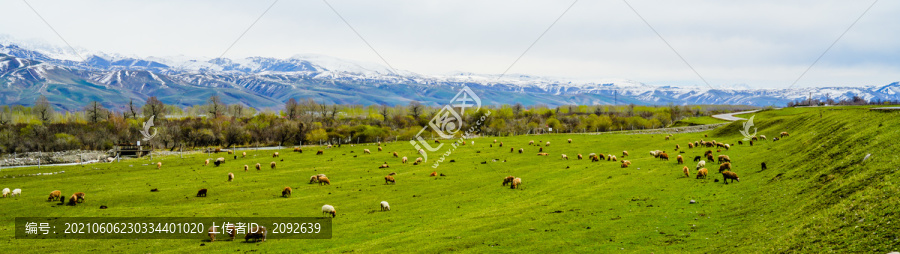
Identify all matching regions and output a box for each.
[229,104,245,118]
[513,103,523,116]
[126,99,139,120]
[207,95,226,118]
[409,101,424,120]
[85,101,108,123]
[33,95,53,123]
[285,98,299,119]
[142,96,167,119]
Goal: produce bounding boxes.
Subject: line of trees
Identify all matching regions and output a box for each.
[787,96,900,107]
[0,95,754,154]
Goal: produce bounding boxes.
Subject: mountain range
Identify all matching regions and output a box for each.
[1,38,898,111]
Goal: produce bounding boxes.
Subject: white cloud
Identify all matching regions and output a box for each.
[0,0,896,88]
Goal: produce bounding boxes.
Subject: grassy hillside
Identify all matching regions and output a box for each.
[0,107,897,253]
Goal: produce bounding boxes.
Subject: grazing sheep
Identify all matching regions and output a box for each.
[722,171,740,184]
[364,149,371,154]
[430,171,437,177]
[511,178,522,189]
[697,160,706,170]
[316,150,324,155]
[706,154,715,163]
[273,152,279,158]
[385,175,396,184]
[610,155,617,161]
[694,141,700,147]
[683,166,691,178]
[772,137,779,142]
[228,173,234,182]
[665,136,670,141]
[659,153,669,161]
[696,168,708,179]
[156,162,162,169]
[529,140,534,145]
[214,157,225,166]
[623,151,629,157]
[378,146,383,151]
[48,190,62,201]
[688,143,694,149]
[1,188,8,198]
[761,162,767,170]
[256,163,261,171]
[244,226,268,242]
[503,176,515,186]
[675,144,681,151]
[318,176,331,185]
[723,144,730,150]
[327,145,333,148]
[270,161,276,169]
[749,140,754,146]
[539,147,543,152]
[577,154,583,160]
[434,139,440,144]
[208,225,218,242]
[537,153,549,156]
[781,132,789,137]
[650,150,660,157]
[322,205,337,218]
[519,148,524,154]
[760,135,767,141]
[401,156,408,163]
[66,194,78,206]
[546,141,550,146]
[293,147,302,153]
[7,188,20,197]
[416,157,423,164]
[73,192,85,203]
[738,140,743,145]
[242,152,247,157]
[381,201,391,211]
[718,162,732,173]
[567,138,572,143]
[393,152,399,158]
[494,139,497,143]
[561,154,568,160]
[243,165,249,172]
[620,160,630,168]
[499,142,503,147]
[196,189,207,197]
[204,159,210,166]
[717,155,731,163]
[675,155,683,164]
[379,162,390,168]
[309,175,320,184]
[282,187,292,197]
[693,156,702,162]
[751,136,758,141]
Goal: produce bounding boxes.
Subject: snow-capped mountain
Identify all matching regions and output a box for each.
[1,38,898,110]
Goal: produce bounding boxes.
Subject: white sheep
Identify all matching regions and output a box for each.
[696,160,706,170]
[322,204,336,218]
[1,188,8,198]
[11,188,21,197]
[380,201,390,211]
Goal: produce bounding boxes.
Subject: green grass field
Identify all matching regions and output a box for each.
[1,107,898,253]
[672,115,729,127]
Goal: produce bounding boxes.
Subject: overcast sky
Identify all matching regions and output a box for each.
[0,0,896,88]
